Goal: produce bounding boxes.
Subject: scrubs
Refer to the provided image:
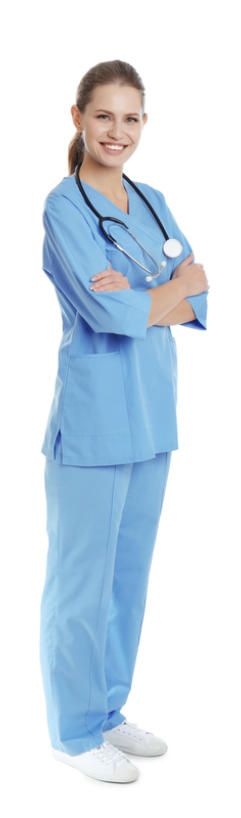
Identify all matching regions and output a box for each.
[39,174,208,755]
[40,431,172,754]
[40,176,208,466]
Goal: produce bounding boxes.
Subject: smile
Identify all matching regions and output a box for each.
[100,144,128,153]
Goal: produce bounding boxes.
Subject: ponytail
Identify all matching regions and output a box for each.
[68,131,85,175]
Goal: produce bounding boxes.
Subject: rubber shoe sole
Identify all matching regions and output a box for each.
[52,740,140,783]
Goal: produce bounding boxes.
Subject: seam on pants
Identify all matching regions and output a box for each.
[44,460,61,747]
[158,451,170,518]
[84,464,118,742]
[128,451,171,670]
[131,452,170,659]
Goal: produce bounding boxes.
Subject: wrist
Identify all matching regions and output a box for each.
[172,276,189,299]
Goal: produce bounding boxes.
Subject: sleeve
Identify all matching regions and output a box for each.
[159,193,208,331]
[42,192,152,339]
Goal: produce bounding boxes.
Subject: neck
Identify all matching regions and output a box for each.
[77,156,126,197]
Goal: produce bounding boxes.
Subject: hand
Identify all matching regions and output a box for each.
[172,252,210,297]
[90,261,131,291]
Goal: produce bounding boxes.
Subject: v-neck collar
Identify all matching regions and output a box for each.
[65,175,131,218]
[62,174,168,249]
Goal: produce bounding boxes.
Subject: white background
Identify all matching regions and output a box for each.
[1,0,241,813]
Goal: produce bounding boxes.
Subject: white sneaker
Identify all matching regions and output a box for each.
[103,719,168,757]
[52,739,140,783]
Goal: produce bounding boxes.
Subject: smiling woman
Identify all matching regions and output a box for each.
[39,59,208,785]
[68,63,148,201]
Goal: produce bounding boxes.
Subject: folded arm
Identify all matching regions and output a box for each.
[153,290,208,330]
[42,192,152,339]
[154,298,196,326]
[148,189,208,330]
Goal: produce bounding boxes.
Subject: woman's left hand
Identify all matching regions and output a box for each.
[90,261,131,291]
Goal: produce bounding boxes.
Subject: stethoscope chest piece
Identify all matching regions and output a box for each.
[163,238,183,258]
[145,238,183,282]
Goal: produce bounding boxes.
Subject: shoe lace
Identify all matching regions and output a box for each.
[117,719,152,739]
[91,740,130,766]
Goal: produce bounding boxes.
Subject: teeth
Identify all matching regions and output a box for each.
[102,144,125,150]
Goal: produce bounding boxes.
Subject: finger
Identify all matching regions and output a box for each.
[91,268,121,281]
[92,273,123,287]
[90,278,117,291]
[185,253,194,265]
[91,280,129,291]
[91,284,122,292]
[181,252,194,265]
[176,252,194,270]
[90,275,120,288]
[90,271,111,282]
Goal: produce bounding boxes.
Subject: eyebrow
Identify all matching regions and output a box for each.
[94,108,140,115]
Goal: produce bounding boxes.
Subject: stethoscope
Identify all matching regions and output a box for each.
[74,162,183,282]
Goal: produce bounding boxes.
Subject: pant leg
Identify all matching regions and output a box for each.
[102,450,172,732]
[39,434,132,755]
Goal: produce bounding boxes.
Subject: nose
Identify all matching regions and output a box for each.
[107,124,125,140]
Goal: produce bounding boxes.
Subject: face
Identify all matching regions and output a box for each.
[71,83,148,169]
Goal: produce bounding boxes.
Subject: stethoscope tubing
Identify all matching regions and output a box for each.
[74,163,181,279]
[74,165,169,239]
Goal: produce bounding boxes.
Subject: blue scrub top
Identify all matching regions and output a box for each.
[40,175,208,466]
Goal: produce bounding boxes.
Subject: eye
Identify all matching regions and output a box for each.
[96,115,138,122]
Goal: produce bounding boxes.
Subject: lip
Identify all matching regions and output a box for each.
[100,142,129,147]
[99,143,129,156]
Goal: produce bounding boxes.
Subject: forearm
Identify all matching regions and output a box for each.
[153,298,196,326]
[146,279,188,328]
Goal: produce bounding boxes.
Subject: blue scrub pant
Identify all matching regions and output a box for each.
[39,434,172,756]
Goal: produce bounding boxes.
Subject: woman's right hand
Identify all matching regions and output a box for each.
[90,261,131,291]
[172,252,209,296]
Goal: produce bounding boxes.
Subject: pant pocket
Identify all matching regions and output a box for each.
[61,351,130,438]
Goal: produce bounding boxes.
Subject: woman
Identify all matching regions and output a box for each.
[39,59,209,785]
